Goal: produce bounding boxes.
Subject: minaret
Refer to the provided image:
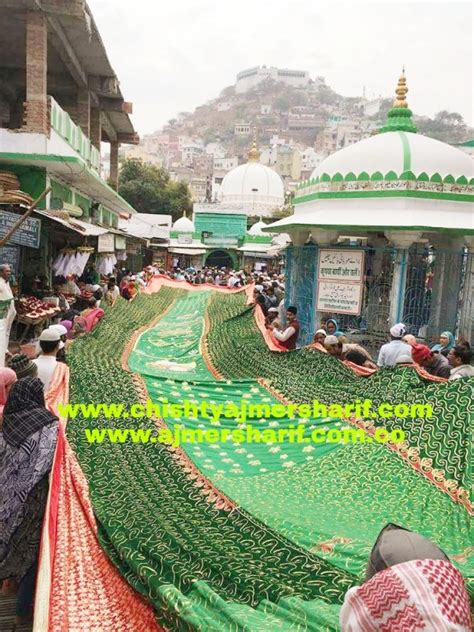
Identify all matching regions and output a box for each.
[380,69,417,133]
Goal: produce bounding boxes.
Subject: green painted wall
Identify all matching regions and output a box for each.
[194,212,247,238]
[2,165,47,208]
[50,179,73,205]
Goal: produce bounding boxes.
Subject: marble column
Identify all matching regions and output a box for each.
[428,236,465,338]
[385,231,423,326]
[458,236,474,343]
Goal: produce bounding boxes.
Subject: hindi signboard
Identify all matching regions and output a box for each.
[0,210,41,248]
[317,249,364,315]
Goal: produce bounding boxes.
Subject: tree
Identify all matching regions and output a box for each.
[118,158,193,221]
[415,110,468,143]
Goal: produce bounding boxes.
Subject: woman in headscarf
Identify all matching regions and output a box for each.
[0,367,16,422]
[431,331,455,357]
[325,318,344,337]
[66,315,87,341]
[0,378,58,623]
[80,298,105,332]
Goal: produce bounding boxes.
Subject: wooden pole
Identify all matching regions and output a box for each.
[0,187,52,248]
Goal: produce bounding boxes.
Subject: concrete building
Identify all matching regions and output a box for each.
[217,101,233,112]
[0,0,143,290]
[236,66,310,94]
[234,123,251,136]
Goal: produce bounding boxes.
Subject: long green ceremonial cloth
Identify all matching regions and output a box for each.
[66,286,473,631]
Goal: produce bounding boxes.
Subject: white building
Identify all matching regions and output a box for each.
[261,104,272,115]
[205,142,226,158]
[217,101,233,112]
[181,142,204,166]
[236,66,310,94]
[234,124,252,136]
[212,157,239,201]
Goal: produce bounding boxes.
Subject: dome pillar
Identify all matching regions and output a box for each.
[287,229,310,247]
[309,228,339,246]
[459,236,474,344]
[384,230,423,326]
[428,235,468,340]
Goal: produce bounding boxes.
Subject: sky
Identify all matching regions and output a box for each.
[89,0,473,135]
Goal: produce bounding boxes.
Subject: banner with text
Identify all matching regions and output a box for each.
[317,249,364,315]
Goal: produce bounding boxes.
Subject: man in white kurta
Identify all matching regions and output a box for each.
[0,264,16,367]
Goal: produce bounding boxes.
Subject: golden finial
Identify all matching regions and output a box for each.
[393,68,409,108]
[248,139,260,162]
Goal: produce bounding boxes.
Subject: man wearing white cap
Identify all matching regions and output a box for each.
[33,329,61,390]
[377,323,413,367]
[47,324,68,363]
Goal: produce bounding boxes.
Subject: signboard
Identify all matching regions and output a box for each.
[0,210,41,248]
[115,235,126,250]
[317,249,364,315]
[97,233,115,252]
[318,249,364,282]
[177,234,192,245]
[204,235,239,247]
[0,245,20,278]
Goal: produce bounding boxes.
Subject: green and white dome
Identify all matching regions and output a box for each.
[265,73,473,236]
[309,130,471,183]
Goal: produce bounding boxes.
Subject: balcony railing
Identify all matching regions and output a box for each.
[49,96,101,173]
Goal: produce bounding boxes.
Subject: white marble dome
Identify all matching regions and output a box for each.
[247,219,268,235]
[172,215,195,233]
[310,131,472,181]
[219,144,285,216]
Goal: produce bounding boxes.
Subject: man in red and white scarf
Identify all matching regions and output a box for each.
[340,558,471,631]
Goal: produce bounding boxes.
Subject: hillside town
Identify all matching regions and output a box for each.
[122,65,473,202]
[0,1,473,632]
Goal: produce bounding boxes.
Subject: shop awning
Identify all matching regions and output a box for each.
[168,248,207,255]
[0,153,136,217]
[33,210,109,236]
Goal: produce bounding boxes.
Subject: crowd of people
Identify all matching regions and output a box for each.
[0,262,473,628]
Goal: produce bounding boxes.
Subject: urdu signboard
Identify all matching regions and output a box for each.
[316,249,365,315]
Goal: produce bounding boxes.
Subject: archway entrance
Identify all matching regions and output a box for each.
[205,249,235,269]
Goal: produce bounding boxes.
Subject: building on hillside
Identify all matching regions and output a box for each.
[287,106,325,130]
[363,97,384,117]
[318,119,374,154]
[0,0,140,292]
[217,101,233,112]
[181,142,204,166]
[273,145,302,183]
[264,72,474,349]
[205,143,226,158]
[300,148,324,176]
[212,157,239,200]
[234,123,252,136]
[236,66,310,94]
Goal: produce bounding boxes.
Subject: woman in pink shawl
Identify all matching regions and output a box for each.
[0,367,17,422]
[80,298,105,333]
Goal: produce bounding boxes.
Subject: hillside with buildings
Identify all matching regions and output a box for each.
[122,65,472,204]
